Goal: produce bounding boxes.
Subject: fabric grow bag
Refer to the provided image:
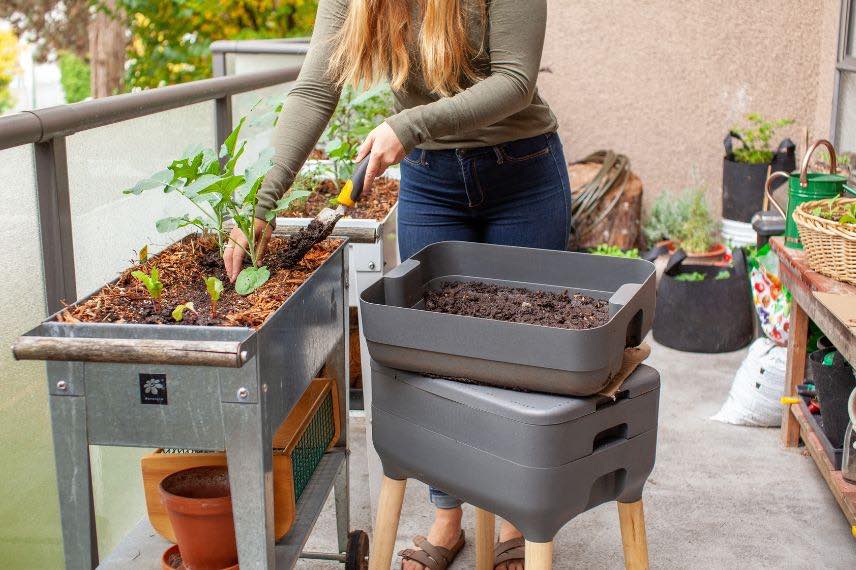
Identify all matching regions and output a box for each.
[652,258,753,353]
[722,134,795,223]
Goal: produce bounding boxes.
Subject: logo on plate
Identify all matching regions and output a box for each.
[139,373,168,405]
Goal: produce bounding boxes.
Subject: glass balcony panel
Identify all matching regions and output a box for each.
[835,71,856,153]
[0,146,62,568]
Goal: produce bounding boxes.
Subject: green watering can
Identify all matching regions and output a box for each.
[764,139,851,249]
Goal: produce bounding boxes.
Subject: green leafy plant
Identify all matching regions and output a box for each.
[674,271,706,282]
[730,114,794,165]
[810,197,856,225]
[204,276,224,317]
[715,270,731,280]
[644,187,718,253]
[589,244,640,258]
[322,83,394,185]
[171,302,196,322]
[57,51,91,103]
[132,266,164,307]
[125,107,311,295]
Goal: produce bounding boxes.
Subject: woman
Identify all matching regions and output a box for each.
[224,1,570,568]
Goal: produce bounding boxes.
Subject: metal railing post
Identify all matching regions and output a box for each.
[34,136,77,314]
[213,52,233,153]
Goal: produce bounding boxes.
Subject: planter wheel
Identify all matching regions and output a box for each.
[346,530,370,570]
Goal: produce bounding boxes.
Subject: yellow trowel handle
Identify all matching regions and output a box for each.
[336,156,370,208]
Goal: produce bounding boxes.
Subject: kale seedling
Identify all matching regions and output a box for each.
[132,266,164,309]
[589,244,640,258]
[204,276,224,317]
[715,270,731,280]
[171,302,196,322]
[674,271,706,282]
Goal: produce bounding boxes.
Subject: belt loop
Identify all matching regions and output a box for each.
[419,149,427,166]
[493,146,504,164]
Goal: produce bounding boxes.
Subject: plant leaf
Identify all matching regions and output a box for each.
[171,302,195,322]
[205,276,224,301]
[839,214,856,224]
[221,116,247,158]
[124,169,172,195]
[235,266,270,295]
[138,245,148,264]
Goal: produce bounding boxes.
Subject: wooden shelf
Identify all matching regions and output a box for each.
[790,403,856,534]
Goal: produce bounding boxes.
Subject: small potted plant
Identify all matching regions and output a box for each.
[643,187,726,263]
[723,113,795,223]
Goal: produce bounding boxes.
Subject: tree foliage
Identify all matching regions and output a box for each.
[0,28,20,113]
[58,52,92,103]
[101,0,318,90]
[0,1,91,61]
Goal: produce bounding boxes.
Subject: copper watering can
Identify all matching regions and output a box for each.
[763,139,851,249]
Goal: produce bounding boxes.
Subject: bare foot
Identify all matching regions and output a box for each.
[495,520,525,570]
[402,507,463,570]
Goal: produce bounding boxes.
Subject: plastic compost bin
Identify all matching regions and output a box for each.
[359,241,656,396]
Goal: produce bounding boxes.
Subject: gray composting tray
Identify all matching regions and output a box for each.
[360,241,656,396]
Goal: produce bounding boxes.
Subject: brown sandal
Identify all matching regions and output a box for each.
[398,530,466,569]
[494,536,525,569]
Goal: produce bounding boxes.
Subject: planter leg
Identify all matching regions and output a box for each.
[524,539,553,570]
[475,508,495,570]
[334,453,350,554]
[48,362,98,569]
[618,500,649,570]
[782,301,809,447]
[224,400,274,569]
[370,476,406,570]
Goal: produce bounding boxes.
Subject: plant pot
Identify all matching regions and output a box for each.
[722,136,795,223]
[683,242,727,264]
[652,263,753,353]
[160,466,238,570]
[360,241,656,396]
[809,349,856,447]
[161,544,239,570]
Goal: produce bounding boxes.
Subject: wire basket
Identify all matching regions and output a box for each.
[793,198,856,285]
[142,378,340,542]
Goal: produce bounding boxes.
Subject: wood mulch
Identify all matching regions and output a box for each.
[61,234,342,329]
[280,177,399,220]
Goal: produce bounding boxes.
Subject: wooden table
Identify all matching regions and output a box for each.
[771,237,856,536]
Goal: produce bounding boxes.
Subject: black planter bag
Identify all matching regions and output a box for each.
[652,249,753,353]
[808,348,855,448]
[722,133,796,223]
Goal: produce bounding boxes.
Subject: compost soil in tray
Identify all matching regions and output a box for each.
[281,178,398,220]
[424,281,610,330]
[61,235,341,328]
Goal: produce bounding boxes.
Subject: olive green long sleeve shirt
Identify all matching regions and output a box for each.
[256,0,558,221]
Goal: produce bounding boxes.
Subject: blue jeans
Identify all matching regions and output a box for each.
[397,132,572,509]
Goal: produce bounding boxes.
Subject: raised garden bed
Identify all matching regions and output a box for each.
[360,241,656,396]
[280,175,399,221]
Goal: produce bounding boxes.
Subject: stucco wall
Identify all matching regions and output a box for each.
[539,0,841,215]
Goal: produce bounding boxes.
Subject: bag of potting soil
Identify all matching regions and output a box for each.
[711,338,788,427]
[747,244,791,345]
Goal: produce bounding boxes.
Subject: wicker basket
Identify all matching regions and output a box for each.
[141,377,340,543]
[792,197,856,285]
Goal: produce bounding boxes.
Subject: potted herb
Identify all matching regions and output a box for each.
[723,114,796,223]
[652,249,754,353]
[643,187,726,263]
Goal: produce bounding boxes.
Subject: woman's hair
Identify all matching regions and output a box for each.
[328,0,484,97]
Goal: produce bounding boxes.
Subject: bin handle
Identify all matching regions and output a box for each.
[764,170,791,217]
[800,139,837,188]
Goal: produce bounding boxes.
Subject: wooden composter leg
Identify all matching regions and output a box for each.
[369,476,407,570]
[474,508,496,570]
[524,540,553,570]
[617,500,649,570]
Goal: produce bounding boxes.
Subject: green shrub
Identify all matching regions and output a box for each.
[589,244,640,258]
[644,187,718,253]
[730,114,794,165]
[58,52,91,103]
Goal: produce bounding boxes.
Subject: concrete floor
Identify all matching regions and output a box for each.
[299,340,856,568]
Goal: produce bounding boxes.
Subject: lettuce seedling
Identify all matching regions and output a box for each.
[204,276,224,317]
[171,302,196,322]
[132,266,164,309]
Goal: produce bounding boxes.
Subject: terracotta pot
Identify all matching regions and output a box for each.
[161,545,239,570]
[160,466,238,570]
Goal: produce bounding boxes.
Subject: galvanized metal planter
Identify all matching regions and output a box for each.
[12,241,350,569]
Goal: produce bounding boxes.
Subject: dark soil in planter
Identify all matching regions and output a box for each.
[282,177,399,220]
[60,234,342,328]
[424,281,609,330]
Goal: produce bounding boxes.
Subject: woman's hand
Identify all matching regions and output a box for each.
[223,219,273,283]
[355,122,406,193]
